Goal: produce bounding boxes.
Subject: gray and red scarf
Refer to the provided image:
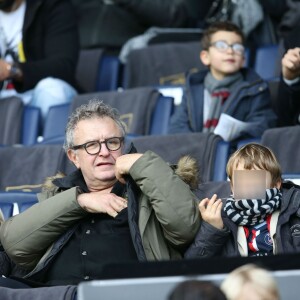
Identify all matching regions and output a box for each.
[203,71,243,132]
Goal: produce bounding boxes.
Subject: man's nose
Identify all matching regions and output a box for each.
[98,142,110,156]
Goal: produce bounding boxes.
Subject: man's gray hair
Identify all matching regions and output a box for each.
[63,99,126,152]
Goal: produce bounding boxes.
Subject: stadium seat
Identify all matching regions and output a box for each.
[41,103,70,144]
[131,132,223,183]
[0,202,14,220]
[76,49,120,93]
[97,55,121,91]
[213,140,231,182]
[0,192,38,216]
[254,44,281,80]
[22,106,42,145]
[236,137,261,149]
[261,126,300,175]
[122,41,206,89]
[149,95,174,135]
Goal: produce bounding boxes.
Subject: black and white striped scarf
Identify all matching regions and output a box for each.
[224,188,282,226]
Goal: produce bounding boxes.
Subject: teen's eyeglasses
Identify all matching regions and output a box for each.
[210,40,245,55]
[71,137,124,155]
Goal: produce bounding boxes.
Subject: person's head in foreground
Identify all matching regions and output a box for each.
[221,264,280,300]
[168,280,227,300]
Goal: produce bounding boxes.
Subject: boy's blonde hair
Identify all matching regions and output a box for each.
[201,21,245,50]
[221,264,280,300]
[226,143,282,187]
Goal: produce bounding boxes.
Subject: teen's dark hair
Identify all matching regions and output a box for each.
[201,21,245,50]
[168,280,227,300]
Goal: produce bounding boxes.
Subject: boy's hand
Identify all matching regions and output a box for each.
[199,194,224,230]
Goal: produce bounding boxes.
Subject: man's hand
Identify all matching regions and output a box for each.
[115,153,143,184]
[199,194,224,230]
[282,47,300,80]
[78,192,127,217]
[0,59,11,81]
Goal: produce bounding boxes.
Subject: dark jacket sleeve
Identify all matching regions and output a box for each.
[14,0,79,92]
[274,78,300,126]
[238,81,277,138]
[184,221,230,258]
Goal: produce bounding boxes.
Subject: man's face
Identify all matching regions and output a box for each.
[67,117,123,191]
[200,31,245,80]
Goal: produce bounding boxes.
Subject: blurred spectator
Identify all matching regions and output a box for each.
[168,280,227,300]
[71,0,212,53]
[221,264,280,300]
[0,0,79,124]
[168,21,276,142]
[274,46,300,126]
[274,12,300,126]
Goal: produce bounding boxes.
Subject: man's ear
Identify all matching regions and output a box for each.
[200,50,210,66]
[67,149,80,169]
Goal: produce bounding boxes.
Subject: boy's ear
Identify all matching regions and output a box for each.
[200,50,210,66]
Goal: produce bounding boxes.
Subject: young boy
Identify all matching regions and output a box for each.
[185,143,300,258]
[168,21,277,141]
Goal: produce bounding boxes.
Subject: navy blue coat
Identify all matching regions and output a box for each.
[168,68,277,139]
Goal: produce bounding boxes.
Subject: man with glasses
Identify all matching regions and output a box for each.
[0,99,200,288]
[168,21,277,142]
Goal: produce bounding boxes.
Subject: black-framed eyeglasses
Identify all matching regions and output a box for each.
[210,40,245,55]
[71,137,124,155]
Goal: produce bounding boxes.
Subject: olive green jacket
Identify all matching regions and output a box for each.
[0,151,200,278]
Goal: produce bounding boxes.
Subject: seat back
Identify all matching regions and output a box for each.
[0,145,75,192]
[42,103,71,143]
[76,49,120,93]
[254,44,281,80]
[71,87,160,136]
[96,55,120,91]
[149,95,174,135]
[261,126,300,174]
[122,41,206,89]
[0,191,38,218]
[130,132,222,183]
[213,140,231,182]
[22,106,41,145]
[0,96,23,146]
[0,202,14,220]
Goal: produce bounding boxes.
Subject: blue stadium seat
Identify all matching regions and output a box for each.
[254,44,281,80]
[0,192,38,216]
[97,55,121,91]
[0,202,14,220]
[149,95,174,135]
[76,49,120,93]
[236,138,261,149]
[19,200,38,213]
[41,103,70,144]
[213,140,231,182]
[22,106,42,146]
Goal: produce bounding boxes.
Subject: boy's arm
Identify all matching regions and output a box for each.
[184,221,230,258]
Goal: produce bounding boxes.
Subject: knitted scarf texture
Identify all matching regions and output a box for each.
[203,71,243,132]
[224,188,282,226]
